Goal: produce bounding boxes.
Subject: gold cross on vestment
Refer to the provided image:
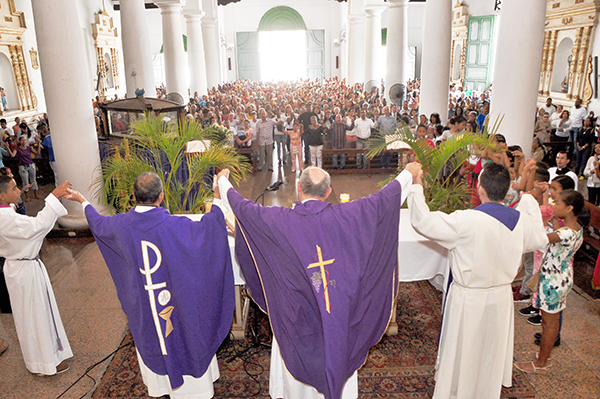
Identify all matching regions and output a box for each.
[307,245,336,313]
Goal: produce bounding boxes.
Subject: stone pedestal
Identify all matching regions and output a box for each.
[419,0,452,123]
[155,0,188,98]
[385,0,409,100]
[31,0,103,228]
[120,0,155,98]
[184,10,208,96]
[363,6,385,87]
[489,0,546,157]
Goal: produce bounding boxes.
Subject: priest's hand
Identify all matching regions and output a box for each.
[405,162,423,185]
[51,181,73,199]
[64,188,87,203]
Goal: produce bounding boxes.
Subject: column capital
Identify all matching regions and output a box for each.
[154,0,186,12]
[183,9,205,20]
[364,5,386,17]
[387,0,409,8]
[348,14,366,23]
[202,16,218,27]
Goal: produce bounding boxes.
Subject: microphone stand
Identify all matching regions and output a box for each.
[227,181,283,362]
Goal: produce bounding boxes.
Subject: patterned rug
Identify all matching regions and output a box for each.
[92,281,536,398]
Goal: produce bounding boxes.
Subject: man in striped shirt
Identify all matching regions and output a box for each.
[328,114,354,170]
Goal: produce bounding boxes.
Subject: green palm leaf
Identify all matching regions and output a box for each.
[93,113,250,214]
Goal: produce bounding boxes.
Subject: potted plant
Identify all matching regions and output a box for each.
[94,113,250,214]
[368,119,499,214]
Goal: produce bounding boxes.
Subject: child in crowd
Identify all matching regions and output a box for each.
[0,167,27,215]
[515,189,588,374]
[286,121,304,173]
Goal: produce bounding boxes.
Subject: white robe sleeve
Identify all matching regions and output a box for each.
[516,193,549,252]
[407,184,462,250]
[11,194,67,241]
[218,175,234,216]
[395,169,413,205]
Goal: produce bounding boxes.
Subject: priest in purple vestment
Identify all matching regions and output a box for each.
[67,172,234,399]
[215,166,414,399]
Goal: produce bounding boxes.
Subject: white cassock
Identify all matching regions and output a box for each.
[0,194,73,375]
[407,187,548,399]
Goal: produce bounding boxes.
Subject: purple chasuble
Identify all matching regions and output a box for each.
[474,202,520,231]
[230,180,402,399]
[85,205,234,389]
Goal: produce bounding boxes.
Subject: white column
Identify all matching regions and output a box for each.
[202,17,221,89]
[120,0,155,98]
[31,0,103,228]
[419,0,452,123]
[385,0,409,99]
[184,9,208,96]
[155,0,188,98]
[489,0,546,157]
[363,5,385,86]
[347,14,366,85]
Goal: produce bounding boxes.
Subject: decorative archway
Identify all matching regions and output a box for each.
[0,1,37,115]
[92,6,120,100]
[538,1,597,106]
[257,6,307,32]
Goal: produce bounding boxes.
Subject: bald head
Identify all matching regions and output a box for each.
[298,166,331,201]
[133,172,164,205]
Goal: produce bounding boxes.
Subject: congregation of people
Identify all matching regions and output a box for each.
[0,77,598,399]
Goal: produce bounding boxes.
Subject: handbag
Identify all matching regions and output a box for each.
[526,251,549,294]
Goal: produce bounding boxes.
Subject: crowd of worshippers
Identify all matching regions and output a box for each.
[0,114,54,201]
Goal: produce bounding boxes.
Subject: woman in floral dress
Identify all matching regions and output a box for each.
[515,189,588,375]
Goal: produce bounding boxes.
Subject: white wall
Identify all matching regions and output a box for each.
[220,0,346,80]
[461,0,501,18]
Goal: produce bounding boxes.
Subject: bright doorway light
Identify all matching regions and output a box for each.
[259,30,306,81]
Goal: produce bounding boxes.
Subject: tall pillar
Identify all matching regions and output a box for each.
[363,5,385,86]
[202,17,221,89]
[347,14,366,85]
[419,0,452,122]
[489,0,546,157]
[183,6,208,96]
[31,0,103,228]
[155,0,188,98]
[120,0,155,98]
[385,0,409,99]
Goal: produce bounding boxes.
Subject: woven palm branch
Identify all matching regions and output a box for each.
[93,113,250,214]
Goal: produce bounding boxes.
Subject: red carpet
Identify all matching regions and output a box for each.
[93,281,535,398]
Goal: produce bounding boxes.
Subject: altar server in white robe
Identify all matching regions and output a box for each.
[0,176,74,375]
[405,162,548,399]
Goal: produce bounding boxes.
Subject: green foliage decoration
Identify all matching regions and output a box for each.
[93,113,250,214]
[367,121,499,214]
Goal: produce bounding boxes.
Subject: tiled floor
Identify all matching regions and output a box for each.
[1,166,599,398]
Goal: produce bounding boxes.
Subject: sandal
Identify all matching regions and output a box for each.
[514,360,552,375]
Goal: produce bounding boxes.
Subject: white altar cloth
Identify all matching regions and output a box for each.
[398,209,450,293]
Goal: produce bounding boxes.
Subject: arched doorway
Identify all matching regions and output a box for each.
[551,38,574,93]
[236,6,324,81]
[0,53,17,111]
[452,43,462,81]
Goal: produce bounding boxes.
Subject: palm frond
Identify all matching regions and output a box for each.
[94,113,250,214]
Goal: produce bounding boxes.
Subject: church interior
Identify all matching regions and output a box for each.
[0,0,600,397]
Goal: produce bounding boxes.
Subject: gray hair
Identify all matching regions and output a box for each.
[133,172,163,204]
[299,166,330,199]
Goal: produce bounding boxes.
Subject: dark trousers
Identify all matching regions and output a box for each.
[589,186,600,205]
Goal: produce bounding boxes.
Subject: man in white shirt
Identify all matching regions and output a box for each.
[569,98,587,144]
[0,118,13,139]
[541,97,556,118]
[354,109,374,169]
